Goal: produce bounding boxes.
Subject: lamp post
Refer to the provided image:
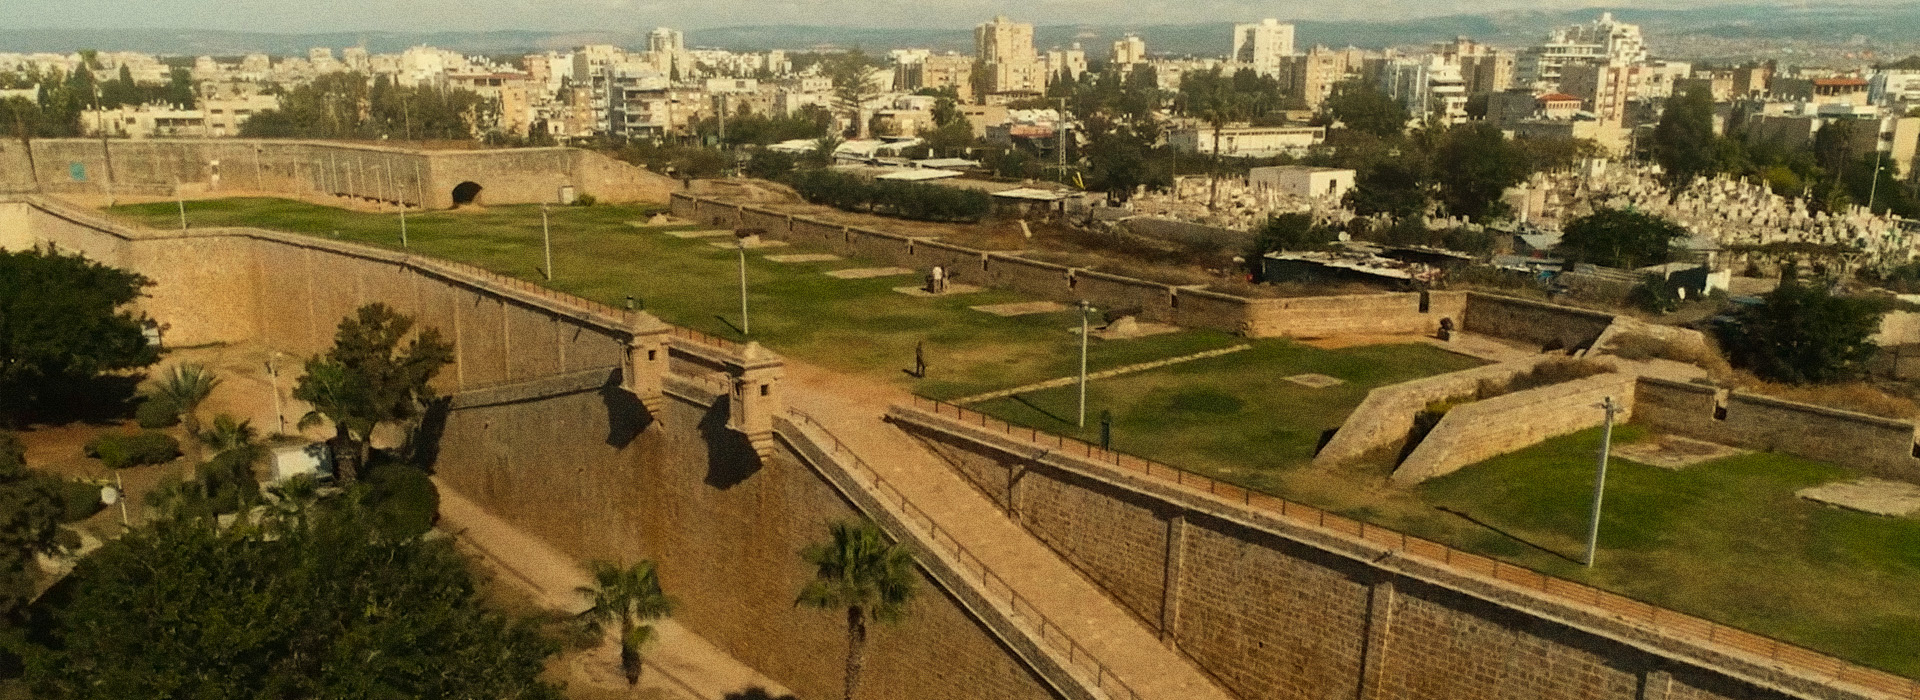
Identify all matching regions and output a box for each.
[265,353,285,435]
[1077,300,1094,428]
[1584,396,1621,567]
[541,203,553,281]
[736,232,751,335]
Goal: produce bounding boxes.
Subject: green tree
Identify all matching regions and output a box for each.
[1557,208,1690,269]
[23,495,560,699]
[1348,160,1431,220]
[1434,123,1529,221]
[826,51,882,138]
[0,96,42,186]
[1250,213,1336,261]
[1326,80,1408,138]
[797,520,918,700]
[576,560,678,686]
[0,433,66,619]
[1719,278,1883,384]
[1651,86,1720,197]
[152,363,218,440]
[292,303,453,485]
[0,249,157,426]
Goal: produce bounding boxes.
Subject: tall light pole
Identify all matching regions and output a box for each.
[1584,396,1621,568]
[175,178,187,231]
[1077,300,1094,428]
[265,353,285,435]
[736,233,751,335]
[540,203,553,281]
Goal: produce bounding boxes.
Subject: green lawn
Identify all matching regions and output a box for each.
[1415,426,1920,677]
[108,198,1242,398]
[968,341,1484,496]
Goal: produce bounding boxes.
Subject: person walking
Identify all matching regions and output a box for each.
[914,341,928,378]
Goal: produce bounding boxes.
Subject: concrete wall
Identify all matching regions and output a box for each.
[894,405,1867,700]
[1393,372,1639,484]
[2,139,672,209]
[1635,377,1920,483]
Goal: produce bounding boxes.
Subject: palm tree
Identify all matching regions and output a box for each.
[154,363,219,439]
[576,560,677,686]
[796,520,919,700]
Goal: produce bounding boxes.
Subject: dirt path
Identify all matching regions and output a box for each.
[436,484,797,700]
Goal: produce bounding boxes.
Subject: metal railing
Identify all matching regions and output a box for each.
[784,408,1143,700]
[906,395,1920,700]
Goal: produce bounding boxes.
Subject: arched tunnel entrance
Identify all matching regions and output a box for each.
[451,181,483,207]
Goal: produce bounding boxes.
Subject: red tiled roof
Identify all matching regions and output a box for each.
[1537,93,1581,103]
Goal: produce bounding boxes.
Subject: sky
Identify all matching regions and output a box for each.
[2,0,1887,33]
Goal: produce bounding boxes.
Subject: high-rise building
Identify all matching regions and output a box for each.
[342,47,370,73]
[1279,46,1365,109]
[1112,35,1147,67]
[1045,44,1088,83]
[897,53,975,103]
[647,27,684,54]
[1517,12,1647,91]
[1232,19,1295,77]
[1434,38,1514,96]
[976,16,1046,96]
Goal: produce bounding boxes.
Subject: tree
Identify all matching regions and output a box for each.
[0,249,157,426]
[825,51,882,139]
[152,363,218,441]
[0,96,40,185]
[22,495,561,699]
[0,433,65,619]
[576,560,677,686]
[796,520,918,700]
[1719,278,1883,384]
[1651,86,1720,197]
[1434,124,1529,221]
[1557,208,1690,269]
[1326,80,1408,138]
[1250,213,1336,263]
[1348,160,1431,220]
[292,303,453,485]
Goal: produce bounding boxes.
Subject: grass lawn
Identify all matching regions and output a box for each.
[1416,426,1920,677]
[105,197,1241,398]
[967,341,1485,497]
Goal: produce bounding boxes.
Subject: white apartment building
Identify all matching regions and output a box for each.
[976,15,1046,96]
[1517,12,1648,91]
[1113,35,1147,67]
[1232,19,1296,78]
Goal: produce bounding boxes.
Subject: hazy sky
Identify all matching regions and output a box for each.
[3,0,1882,33]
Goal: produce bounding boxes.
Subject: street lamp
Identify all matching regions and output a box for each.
[265,352,286,435]
[735,230,752,336]
[1583,396,1622,567]
[540,203,553,281]
[1077,300,1095,428]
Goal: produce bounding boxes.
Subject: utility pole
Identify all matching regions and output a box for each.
[1584,396,1621,567]
[541,203,553,281]
[1868,140,1886,213]
[737,234,751,335]
[1078,300,1093,427]
[1056,97,1068,181]
[265,353,285,434]
[175,178,186,230]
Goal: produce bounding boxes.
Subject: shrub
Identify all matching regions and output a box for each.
[785,168,990,222]
[364,462,439,539]
[85,431,181,469]
[571,193,597,207]
[59,479,104,522]
[197,448,262,515]
[134,395,181,429]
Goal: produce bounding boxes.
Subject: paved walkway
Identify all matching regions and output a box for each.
[437,485,797,700]
[781,364,1235,700]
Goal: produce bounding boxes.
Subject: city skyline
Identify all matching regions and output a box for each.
[8,0,1910,33]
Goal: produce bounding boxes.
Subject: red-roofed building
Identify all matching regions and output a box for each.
[1536,92,1584,119]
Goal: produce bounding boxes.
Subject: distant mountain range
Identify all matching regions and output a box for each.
[1,4,1916,59]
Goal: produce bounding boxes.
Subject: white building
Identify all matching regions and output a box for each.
[1113,35,1147,67]
[1517,12,1648,91]
[1232,19,1296,77]
[1249,165,1355,201]
[1169,124,1325,157]
[1871,69,1920,106]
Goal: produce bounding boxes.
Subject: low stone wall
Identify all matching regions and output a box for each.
[892,404,1885,700]
[1634,377,1920,482]
[1313,357,1555,468]
[1244,291,1465,339]
[1463,293,1616,352]
[1392,372,1639,484]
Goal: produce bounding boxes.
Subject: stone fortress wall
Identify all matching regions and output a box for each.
[0,139,670,209]
[0,195,1068,700]
[9,183,1920,699]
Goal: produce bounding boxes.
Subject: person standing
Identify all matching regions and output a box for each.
[914,341,928,378]
[931,265,946,294]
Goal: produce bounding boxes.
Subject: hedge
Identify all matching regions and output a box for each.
[85,431,181,469]
[365,462,439,539]
[135,396,181,429]
[786,168,990,223]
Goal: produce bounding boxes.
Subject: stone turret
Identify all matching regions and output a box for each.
[726,341,783,459]
[623,314,670,414]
